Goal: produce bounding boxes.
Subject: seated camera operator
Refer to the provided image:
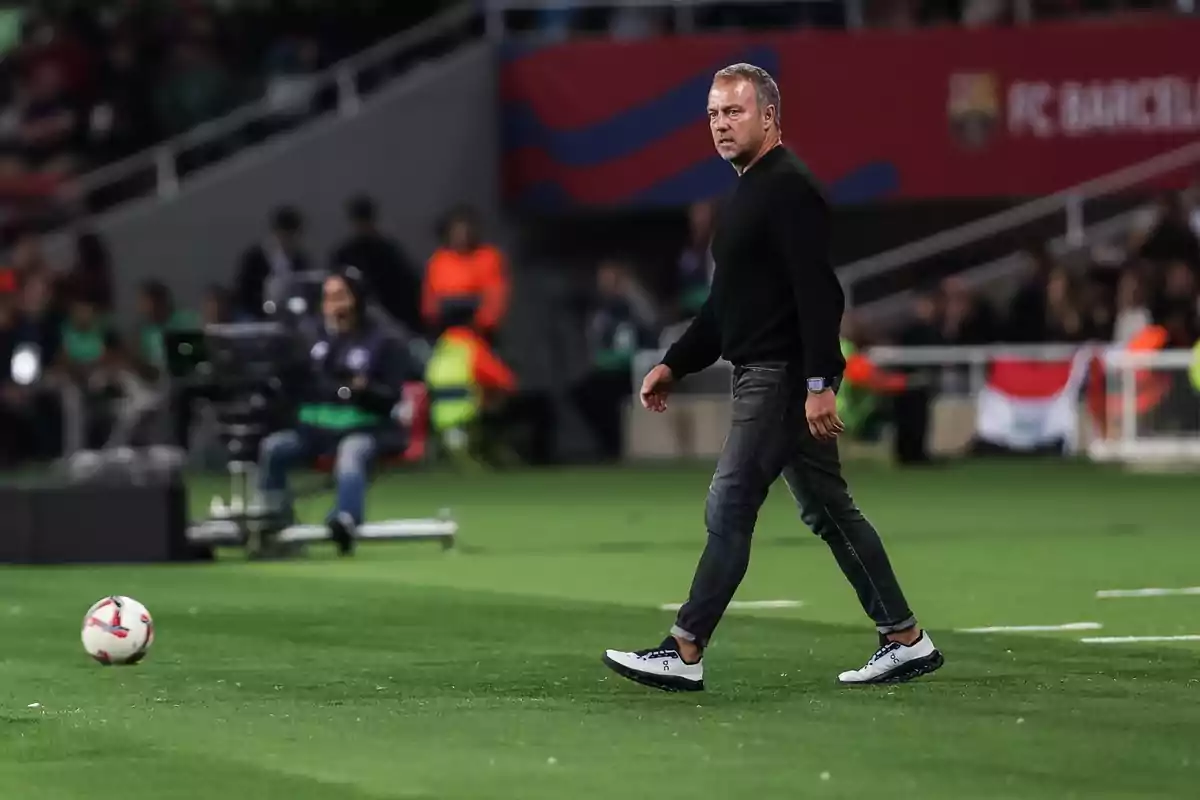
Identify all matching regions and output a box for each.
[256,267,410,553]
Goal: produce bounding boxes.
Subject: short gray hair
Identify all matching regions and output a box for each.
[713,63,781,126]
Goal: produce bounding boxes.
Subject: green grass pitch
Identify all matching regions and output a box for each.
[1,461,1198,799]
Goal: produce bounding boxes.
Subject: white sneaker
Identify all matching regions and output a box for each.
[838,631,944,685]
[603,636,705,692]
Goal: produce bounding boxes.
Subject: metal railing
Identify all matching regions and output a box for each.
[849,204,1149,332]
[838,140,1200,308]
[57,3,480,210]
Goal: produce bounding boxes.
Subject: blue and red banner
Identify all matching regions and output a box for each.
[501,20,1200,208]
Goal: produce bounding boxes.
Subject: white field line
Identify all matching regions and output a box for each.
[657,600,803,612]
[1095,587,1200,599]
[1081,635,1200,644]
[956,622,1102,634]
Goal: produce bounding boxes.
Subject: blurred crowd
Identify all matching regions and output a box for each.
[508,0,1195,37]
[2,180,1199,469]
[0,1,1197,471]
[887,186,1200,353]
[0,190,529,467]
[0,0,457,238]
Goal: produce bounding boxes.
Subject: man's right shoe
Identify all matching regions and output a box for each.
[327,511,357,557]
[837,631,944,685]
[602,636,704,692]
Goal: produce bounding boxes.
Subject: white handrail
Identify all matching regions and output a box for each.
[1105,349,1195,369]
[62,3,478,202]
[839,140,1200,293]
[849,203,1148,331]
[866,344,1084,366]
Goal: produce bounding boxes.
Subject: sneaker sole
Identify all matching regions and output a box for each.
[839,649,945,686]
[601,654,705,693]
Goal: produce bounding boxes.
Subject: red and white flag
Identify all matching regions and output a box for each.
[975,352,1092,452]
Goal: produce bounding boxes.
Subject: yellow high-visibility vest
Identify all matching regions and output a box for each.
[425,335,478,431]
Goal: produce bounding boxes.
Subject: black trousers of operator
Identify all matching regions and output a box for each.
[672,363,917,648]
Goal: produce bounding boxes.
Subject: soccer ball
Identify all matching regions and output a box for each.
[81,596,155,665]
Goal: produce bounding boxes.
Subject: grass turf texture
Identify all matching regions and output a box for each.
[1,461,1197,799]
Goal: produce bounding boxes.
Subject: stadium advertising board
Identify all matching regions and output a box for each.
[501,20,1200,207]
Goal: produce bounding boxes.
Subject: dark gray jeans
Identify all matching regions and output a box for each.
[672,363,917,647]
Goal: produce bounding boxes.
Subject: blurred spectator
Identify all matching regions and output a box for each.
[88,35,156,161]
[201,282,233,326]
[263,34,324,125]
[15,270,61,364]
[1079,272,1114,341]
[173,283,230,450]
[1152,260,1199,339]
[609,6,667,39]
[331,194,422,334]
[1135,192,1200,269]
[235,205,310,318]
[938,275,996,344]
[57,290,159,452]
[133,279,199,381]
[6,229,48,279]
[425,302,517,467]
[894,289,941,464]
[0,294,20,463]
[67,230,114,312]
[1113,270,1152,344]
[5,274,66,462]
[17,13,92,98]
[1043,266,1084,341]
[18,62,87,177]
[422,205,508,338]
[1006,243,1055,341]
[58,293,114,376]
[571,260,658,461]
[154,37,238,138]
[677,199,715,321]
[961,0,1011,27]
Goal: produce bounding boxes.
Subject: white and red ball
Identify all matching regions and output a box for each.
[81,596,154,665]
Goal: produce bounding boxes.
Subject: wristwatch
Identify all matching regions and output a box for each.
[807,377,834,394]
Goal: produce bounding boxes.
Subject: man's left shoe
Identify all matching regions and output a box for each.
[838,631,944,685]
[602,636,704,692]
[327,512,357,557]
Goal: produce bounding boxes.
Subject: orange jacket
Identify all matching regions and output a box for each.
[845,351,907,393]
[443,326,516,393]
[1087,323,1170,434]
[422,245,508,332]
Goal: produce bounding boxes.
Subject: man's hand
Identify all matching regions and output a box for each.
[351,374,368,391]
[640,364,675,412]
[805,390,844,441]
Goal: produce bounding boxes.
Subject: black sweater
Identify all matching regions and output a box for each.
[662,145,846,381]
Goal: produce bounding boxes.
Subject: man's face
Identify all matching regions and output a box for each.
[137,291,156,321]
[597,264,623,296]
[21,278,47,315]
[708,77,770,166]
[322,276,354,329]
[70,301,95,329]
[447,219,474,251]
[275,227,301,252]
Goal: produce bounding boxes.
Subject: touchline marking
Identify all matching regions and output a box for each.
[1081,635,1200,644]
[658,600,803,612]
[1095,587,1200,599]
[957,622,1102,633]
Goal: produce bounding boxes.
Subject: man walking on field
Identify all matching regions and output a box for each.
[602,64,943,692]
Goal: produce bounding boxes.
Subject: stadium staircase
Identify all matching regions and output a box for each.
[839,141,1200,331]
